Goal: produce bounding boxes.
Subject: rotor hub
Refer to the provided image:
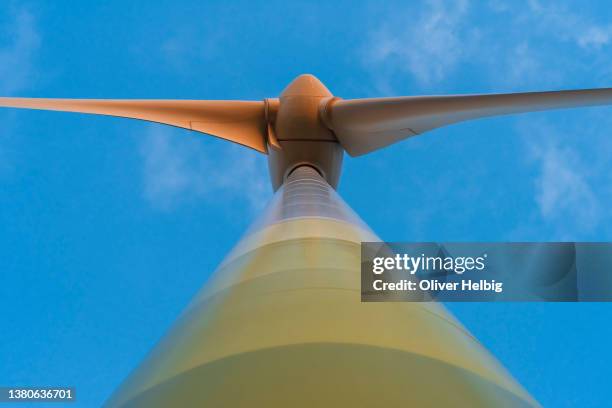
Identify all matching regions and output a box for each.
[266,74,343,190]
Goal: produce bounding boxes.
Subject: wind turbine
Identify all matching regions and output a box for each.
[3,74,612,407]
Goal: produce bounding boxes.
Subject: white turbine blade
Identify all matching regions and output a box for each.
[0,97,268,152]
[327,88,612,156]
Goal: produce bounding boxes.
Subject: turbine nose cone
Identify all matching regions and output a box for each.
[280,74,333,97]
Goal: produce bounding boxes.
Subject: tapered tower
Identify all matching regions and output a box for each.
[104,166,538,407]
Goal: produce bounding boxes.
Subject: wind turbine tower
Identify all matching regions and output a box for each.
[3,74,612,407]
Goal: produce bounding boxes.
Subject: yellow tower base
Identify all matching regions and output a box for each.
[105,167,539,407]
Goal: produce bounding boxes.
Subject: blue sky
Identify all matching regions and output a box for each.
[1,0,611,406]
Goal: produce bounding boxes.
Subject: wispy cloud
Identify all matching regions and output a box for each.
[530,142,600,228]
[525,0,612,51]
[139,125,271,213]
[514,116,612,239]
[488,0,612,86]
[577,25,612,50]
[362,0,612,90]
[362,0,473,90]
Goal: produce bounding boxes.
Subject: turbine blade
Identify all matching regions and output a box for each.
[0,98,268,152]
[328,88,612,156]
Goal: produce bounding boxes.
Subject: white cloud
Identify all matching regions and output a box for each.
[515,116,608,238]
[525,0,612,51]
[577,26,612,50]
[362,0,612,92]
[362,0,472,88]
[531,143,600,227]
[139,125,271,213]
[485,1,612,88]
